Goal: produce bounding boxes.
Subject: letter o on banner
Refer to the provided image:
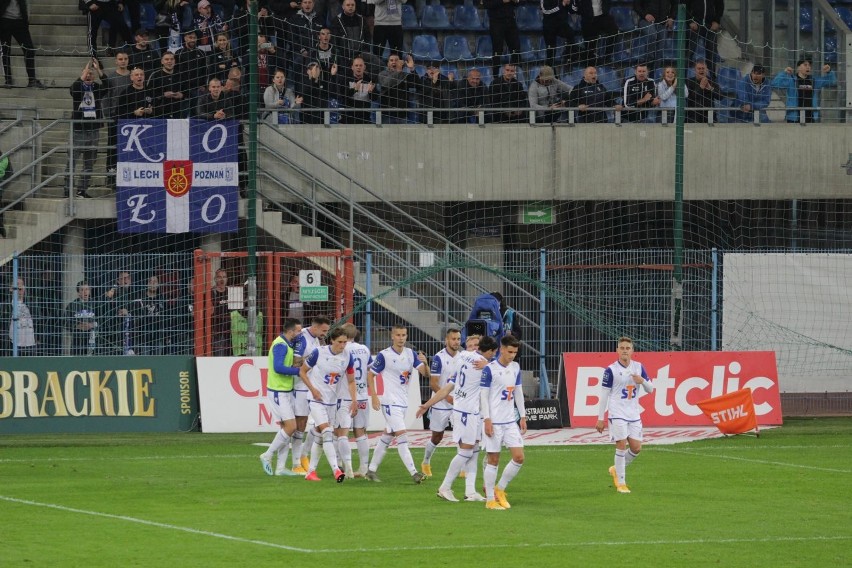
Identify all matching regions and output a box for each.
[201,194,227,224]
[202,124,228,154]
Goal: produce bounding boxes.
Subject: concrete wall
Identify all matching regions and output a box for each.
[261,124,852,202]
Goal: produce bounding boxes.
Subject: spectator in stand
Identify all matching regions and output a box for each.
[572,0,618,68]
[634,0,674,71]
[377,52,416,124]
[207,32,242,84]
[147,51,188,117]
[154,0,193,54]
[286,274,304,322]
[331,0,370,66]
[685,59,720,123]
[194,0,228,53]
[257,34,281,90]
[0,0,46,88]
[732,64,771,123]
[263,0,300,46]
[622,63,659,123]
[160,271,192,355]
[102,270,134,355]
[65,280,99,356]
[263,68,302,124]
[3,277,37,356]
[453,68,488,124]
[212,0,237,20]
[83,0,133,59]
[175,31,208,104]
[339,55,375,124]
[211,268,231,356]
[128,29,161,76]
[656,65,686,123]
[771,59,836,124]
[128,275,165,356]
[103,51,130,179]
[528,65,570,123]
[487,63,527,124]
[301,60,342,124]
[540,0,578,70]
[568,65,623,124]
[286,0,324,87]
[484,0,520,76]
[68,58,107,199]
[313,27,341,75]
[418,61,454,124]
[368,0,405,57]
[683,0,723,66]
[115,66,153,120]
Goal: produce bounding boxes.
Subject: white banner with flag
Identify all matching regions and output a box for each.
[116,118,239,233]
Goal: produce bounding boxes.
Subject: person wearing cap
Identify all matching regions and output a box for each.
[128,28,160,76]
[770,59,836,124]
[527,65,571,124]
[733,64,771,123]
[194,0,228,53]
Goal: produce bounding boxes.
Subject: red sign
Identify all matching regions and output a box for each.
[563,351,782,427]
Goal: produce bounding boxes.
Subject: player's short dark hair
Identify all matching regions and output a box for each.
[328,327,349,341]
[391,323,407,332]
[76,280,89,291]
[479,336,498,353]
[501,335,520,349]
[283,318,301,333]
[312,315,331,326]
[445,327,461,337]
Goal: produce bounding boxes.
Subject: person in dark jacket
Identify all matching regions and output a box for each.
[683,0,723,65]
[0,0,45,88]
[301,60,343,124]
[540,0,578,69]
[633,0,674,70]
[571,0,618,68]
[484,0,521,76]
[488,63,527,123]
[567,65,622,123]
[330,0,370,65]
[418,61,454,124]
[685,59,720,123]
[69,58,107,198]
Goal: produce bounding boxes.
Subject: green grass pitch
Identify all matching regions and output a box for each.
[1,418,850,567]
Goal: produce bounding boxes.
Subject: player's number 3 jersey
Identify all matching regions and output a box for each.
[601,360,650,422]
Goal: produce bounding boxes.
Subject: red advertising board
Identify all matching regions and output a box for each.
[563,351,782,427]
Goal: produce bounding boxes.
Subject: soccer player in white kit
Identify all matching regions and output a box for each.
[595,336,654,494]
[292,315,331,474]
[421,327,462,479]
[365,324,430,484]
[481,335,526,510]
[417,335,497,503]
[300,327,356,482]
[336,323,373,478]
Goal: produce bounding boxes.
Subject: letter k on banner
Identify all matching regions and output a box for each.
[696,388,760,436]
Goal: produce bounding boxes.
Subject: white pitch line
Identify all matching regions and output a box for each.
[654,447,852,473]
[0,454,252,464]
[1,494,850,555]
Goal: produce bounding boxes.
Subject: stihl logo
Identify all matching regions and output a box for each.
[710,404,749,424]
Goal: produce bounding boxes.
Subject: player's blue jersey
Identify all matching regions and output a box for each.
[481,360,522,425]
[305,346,354,405]
[343,341,372,400]
[601,359,650,422]
[452,350,488,415]
[370,346,419,407]
[429,348,458,411]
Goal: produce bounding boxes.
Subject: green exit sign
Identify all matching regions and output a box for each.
[522,205,554,224]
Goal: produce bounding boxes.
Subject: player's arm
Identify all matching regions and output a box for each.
[429,356,442,394]
[300,348,321,399]
[347,368,358,416]
[416,351,430,379]
[634,365,654,393]
[416,383,455,418]
[367,368,380,411]
[480,367,493,437]
[595,368,614,433]
[292,335,307,366]
[514,371,527,435]
[271,342,300,375]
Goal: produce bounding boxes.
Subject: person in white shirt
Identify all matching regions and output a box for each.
[420,327,463,479]
[595,336,655,494]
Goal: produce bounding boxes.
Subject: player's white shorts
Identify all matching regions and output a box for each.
[294,389,310,416]
[266,389,295,423]
[451,410,481,446]
[309,400,336,427]
[380,404,407,433]
[334,399,369,430]
[429,407,453,433]
[608,419,643,443]
[483,422,524,453]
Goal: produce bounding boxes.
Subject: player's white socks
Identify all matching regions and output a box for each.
[291,431,304,468]
[368,433,393,472]
[309,438,322,472]
[321,429,338,471]
[302,430,316,460]
[355,435,370,471]
[483,463,499,500]
[441,447,472,491]
[264,429,289,458]
[496,459,522,490]
[395,434,417,475]
[625,449,638,466]
[336,436,352,470]
[464,445,480,495]
[423,440,438,464]
[277,445,291,471]
[615,449,627,484]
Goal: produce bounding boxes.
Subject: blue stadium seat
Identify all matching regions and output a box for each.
[473,65,494,87]
[411,34,442,60]
[414,64,427,77]
[140,2,157,31]
[597,66,620,92]
[824,34,838,63]
[562,67,585,87]
[800,5,813,32]
[443,35,475,60]
[515,66,528,89]
[440,64,459,80]
[835,6,852,28]
[421,1,453,30]
[476,35,493,59]
[516,4,542,31]
[481,9,489,30]
[519,35,543,62]
[717,66,740,95]
[610,7,636,32]
[402,4,420,30]
[453,0,483,30]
